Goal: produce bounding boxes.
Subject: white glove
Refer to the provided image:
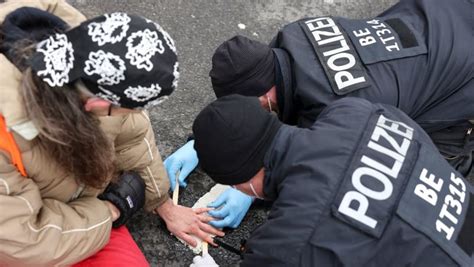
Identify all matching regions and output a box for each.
[190,253,219,267]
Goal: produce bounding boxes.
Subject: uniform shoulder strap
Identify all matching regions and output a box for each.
[0,115,27,177]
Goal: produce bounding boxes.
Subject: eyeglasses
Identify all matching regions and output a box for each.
[108,103,120,116]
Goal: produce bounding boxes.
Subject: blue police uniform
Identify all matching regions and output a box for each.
[270,0,474,178]
[241,98,474,267]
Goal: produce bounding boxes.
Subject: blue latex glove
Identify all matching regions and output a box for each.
[207,188,254,228]
[164,140,199,190]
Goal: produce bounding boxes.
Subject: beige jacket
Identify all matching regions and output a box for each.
[0,1,170,265]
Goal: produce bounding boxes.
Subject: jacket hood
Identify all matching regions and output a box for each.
[0,0,87,140]
[0,54,38,140]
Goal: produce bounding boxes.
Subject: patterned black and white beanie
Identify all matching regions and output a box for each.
[30,12,179,109]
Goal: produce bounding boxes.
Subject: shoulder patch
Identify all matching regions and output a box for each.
[332,113,417,237]
[299,17,371,96]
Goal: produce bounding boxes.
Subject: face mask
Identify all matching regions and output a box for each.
[267,95,273,113]
[267,95,279,116]
[249,182,264,200]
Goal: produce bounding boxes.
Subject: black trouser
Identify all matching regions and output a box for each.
[430,121,474,183]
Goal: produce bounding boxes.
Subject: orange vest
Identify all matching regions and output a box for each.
[0,115,27,177]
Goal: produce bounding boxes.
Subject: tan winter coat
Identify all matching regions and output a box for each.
[0,1,170,265]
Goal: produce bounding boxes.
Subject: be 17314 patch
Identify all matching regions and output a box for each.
[337,17,427,65]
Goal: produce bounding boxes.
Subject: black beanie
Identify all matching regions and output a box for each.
[209,35,275,98]
[193,95,282,185]
[0,7,68,69]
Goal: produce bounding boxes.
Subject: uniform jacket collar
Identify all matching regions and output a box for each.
[262,125,298,201]
[272,48,298,126]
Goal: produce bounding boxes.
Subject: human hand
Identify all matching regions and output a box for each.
[164,140,199,189]
[190,253,219,267]
[99,171,146,228]
[207,188,253,228]
[103,200,121,222]
[156,200,225,247]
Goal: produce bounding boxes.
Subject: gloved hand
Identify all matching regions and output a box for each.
[207,188,254,228]
[190,253,219,267]
[99,171,146,228]
[164,140,199,189]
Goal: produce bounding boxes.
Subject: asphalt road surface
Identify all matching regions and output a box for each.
[68,1,398,266]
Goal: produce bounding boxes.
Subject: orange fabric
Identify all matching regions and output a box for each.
[72,226,149,267]
[0,115,27,176]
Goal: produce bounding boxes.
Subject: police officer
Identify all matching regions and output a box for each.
[165,0,474,229]
[191,95,474,267]
[210,0,474,175]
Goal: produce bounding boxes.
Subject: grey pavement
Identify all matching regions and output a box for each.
[68,1,398,266]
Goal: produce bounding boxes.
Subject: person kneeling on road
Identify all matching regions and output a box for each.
[191,95,474,267]
[166,0,474,229]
